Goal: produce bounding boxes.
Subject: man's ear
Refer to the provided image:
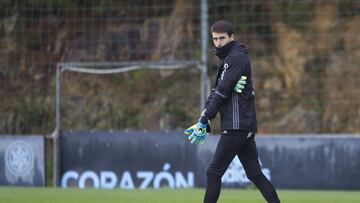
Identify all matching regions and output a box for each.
[230,34,234,40]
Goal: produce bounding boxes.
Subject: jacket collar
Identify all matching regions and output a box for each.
[215,40,235,59]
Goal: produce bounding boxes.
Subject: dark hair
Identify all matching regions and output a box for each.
[210,20,234,37]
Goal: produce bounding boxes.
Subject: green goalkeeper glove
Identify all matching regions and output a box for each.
[234,76,247,93]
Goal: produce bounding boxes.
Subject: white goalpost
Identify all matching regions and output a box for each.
[51,60,207,186]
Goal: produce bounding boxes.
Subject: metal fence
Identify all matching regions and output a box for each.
[1,0,359,135]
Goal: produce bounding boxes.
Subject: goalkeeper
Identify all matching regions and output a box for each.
[184,20,280,203]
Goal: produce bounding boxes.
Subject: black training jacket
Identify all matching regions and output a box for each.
[201,41,257,132]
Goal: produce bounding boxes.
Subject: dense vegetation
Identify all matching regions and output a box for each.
[1,0,359,135]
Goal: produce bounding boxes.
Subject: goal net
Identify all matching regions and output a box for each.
[57,61,201,131]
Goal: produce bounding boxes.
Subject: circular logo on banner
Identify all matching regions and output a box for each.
[5,141,34,176]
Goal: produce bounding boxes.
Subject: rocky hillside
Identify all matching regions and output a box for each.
[0,0,359,134]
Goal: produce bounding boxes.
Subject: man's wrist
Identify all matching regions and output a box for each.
[199,116,208,125]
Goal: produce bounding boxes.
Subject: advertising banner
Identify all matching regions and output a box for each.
[60,131,360,189]
[0,135,45,186]
[255,135,360,189]
[60,131,197,189]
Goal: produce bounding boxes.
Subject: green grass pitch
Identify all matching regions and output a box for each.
[0,187,359,203]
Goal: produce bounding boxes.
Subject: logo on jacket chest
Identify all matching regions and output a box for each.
[220,63,229,80]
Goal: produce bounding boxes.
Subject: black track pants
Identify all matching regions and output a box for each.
[203,130,280,203]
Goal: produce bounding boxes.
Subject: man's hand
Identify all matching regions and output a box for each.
[184,122,207,144]
[234,76,247,93]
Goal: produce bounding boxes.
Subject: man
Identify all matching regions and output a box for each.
[184,20,280,203]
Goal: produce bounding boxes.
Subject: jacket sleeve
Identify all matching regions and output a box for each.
[204,88,215,109]
[201,55,248,122]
